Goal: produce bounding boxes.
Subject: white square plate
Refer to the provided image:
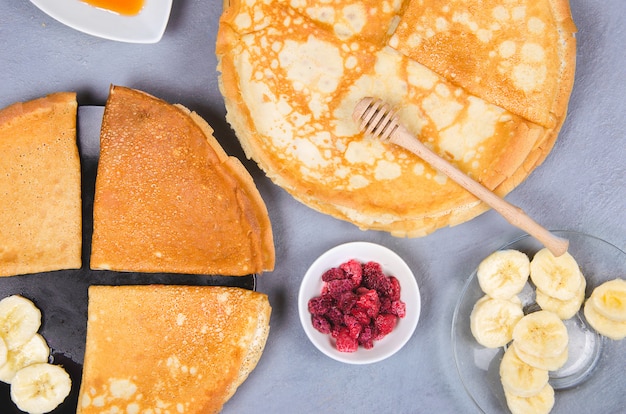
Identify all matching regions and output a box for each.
[29,0,172,44]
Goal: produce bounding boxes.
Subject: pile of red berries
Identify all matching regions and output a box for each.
[308,259,406,352]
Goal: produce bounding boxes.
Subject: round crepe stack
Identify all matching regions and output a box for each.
[216,0,576,237]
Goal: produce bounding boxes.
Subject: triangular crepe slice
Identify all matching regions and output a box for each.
[90,86,274,275]
[388,0,577,128]
[0,92,81,276]
[77,285,271,414]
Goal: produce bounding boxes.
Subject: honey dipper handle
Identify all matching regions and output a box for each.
[388,124,569,256]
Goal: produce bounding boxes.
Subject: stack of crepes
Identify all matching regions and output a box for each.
[217,0,576,237]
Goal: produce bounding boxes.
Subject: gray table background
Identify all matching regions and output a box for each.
[1,1,624,413]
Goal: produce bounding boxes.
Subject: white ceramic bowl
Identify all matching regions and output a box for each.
[30,0,172,43]
[298,242,420,364]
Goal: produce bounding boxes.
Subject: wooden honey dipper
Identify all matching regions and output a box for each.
[353,97,569,257]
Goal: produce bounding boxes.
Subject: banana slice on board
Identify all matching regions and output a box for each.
[589,278,626,322]
[512,310,568,359]
[477,250,530,299]
[0,333,50,384]
[583,300,626,340]
[530,248,582,301]
[0,295,42,350]
[500,346,549,398]
[0,336,7,367]
[10,362,71,414]
[504,383,555,414]
[470,295,524,348]
[536,275,586,320]
[512,342,568,371]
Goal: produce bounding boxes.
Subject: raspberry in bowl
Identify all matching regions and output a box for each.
[298,242,420,364]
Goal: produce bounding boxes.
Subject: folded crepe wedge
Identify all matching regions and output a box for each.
[77,285,271,414]
[90,85,274,275]
[389,0,577,129]
[0,92,82,276]
[216,0,576,237]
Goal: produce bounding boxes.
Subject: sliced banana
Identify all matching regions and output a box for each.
[0,295,42,350]
[504,383,555,414]
[10,362,71,414]
[584,300,626,340]
[476,294,522,307]
[509,295,523,307]
[536,275,586,320]
[470,295,524,348]
[589,278,626,322]
[530,248,582,301]
[500,346,549,398]
[0,336,7,367]
[512,342,568,371]
[0,333,50,384]
[512,310,568,359]
[477,249,530,299]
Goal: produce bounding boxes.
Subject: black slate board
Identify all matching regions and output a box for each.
[0,106,256,413]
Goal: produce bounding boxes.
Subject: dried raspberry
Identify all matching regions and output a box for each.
[343,314,362,339]
[340,259,363,287]
[349,307,370,326]
[375,314,397,337]
[363,261,383,278]
[358,325,375,349]
[322,267,346,282]
[363,263,392,296]
[336,327,359,353]
[312,315,331,334]
[388,276,401,301]
[391,300,406,318]
[326,306,344,326]
[356,289,380,318]
[379,296,392,314]
[308,296,332,315]
[374,314,397,340]
[355,287,370,296]
[326,279,354,300]
[377,277,393,297]
[337,291,357,313]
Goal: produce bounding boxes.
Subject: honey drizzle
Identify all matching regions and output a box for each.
[81,0,145,16]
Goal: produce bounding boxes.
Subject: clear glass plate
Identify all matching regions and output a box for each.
[29,0,172,43]
[452,231,626,413]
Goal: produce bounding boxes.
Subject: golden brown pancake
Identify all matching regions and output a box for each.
[0,92,82,276]
[90,85,274,275]
[216,0,576,237]
[77,285,271,414]
[388,0,576,129]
